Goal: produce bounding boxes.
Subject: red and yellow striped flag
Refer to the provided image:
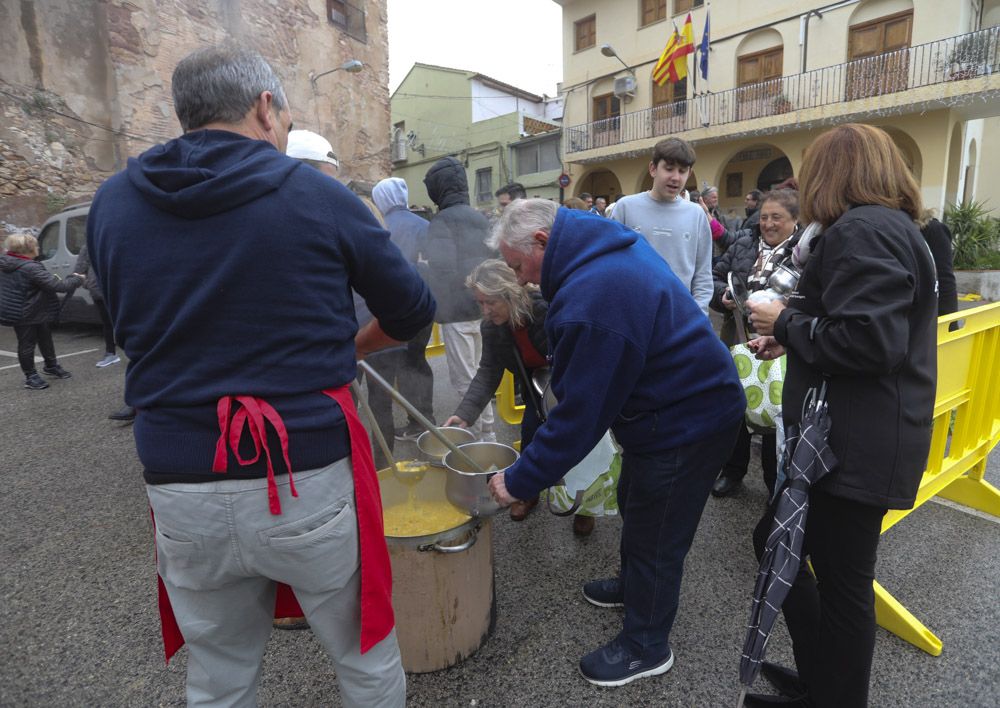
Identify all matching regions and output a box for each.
[653,13,695,86]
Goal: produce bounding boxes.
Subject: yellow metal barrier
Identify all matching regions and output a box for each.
[875,301,1000,655]
[425,323,445,358]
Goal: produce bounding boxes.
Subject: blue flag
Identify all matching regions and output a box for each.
[699,12,710,80]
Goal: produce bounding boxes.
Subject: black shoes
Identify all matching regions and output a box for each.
[24,373,50,390]
[109,405,136,422]
[578,636,674,687]
[582,578,624,608]
[761,661,808,697]
[743,662,812,707]
[42,364,72,379]
[711,475,742,497]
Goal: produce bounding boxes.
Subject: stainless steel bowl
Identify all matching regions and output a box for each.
[443,442,519,517]
[417,427,476,467]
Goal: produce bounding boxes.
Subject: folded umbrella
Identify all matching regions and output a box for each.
[737,382,837,706]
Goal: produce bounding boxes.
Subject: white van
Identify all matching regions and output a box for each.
[36,202,98,324]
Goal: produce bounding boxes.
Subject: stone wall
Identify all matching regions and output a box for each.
[0,0,390,230]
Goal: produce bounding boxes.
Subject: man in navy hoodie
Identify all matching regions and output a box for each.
[488,199,745,687]
[87,45,433,707]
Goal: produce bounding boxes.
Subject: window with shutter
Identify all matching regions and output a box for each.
[736,46,784,119]
[641,0,667,27]
[846,11,913,100]
[575,15,596,51]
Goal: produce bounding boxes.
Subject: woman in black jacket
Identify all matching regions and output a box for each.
[709,189,801,498]
[444,259,594,536]
[745,124,937,708]
[0,232,83,389]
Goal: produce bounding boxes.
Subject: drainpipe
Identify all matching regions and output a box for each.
[800,10,823,73]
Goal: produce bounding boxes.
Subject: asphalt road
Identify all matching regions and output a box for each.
[1,323,998,707]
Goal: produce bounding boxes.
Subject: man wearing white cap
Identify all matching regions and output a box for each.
[286,129,340,178]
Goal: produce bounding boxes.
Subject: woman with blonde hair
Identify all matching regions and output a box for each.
[444,259,594,535]
[745,124,937,707]
[0,232,83,390]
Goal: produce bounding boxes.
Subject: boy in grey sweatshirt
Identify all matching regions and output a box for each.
[611,138,713,314]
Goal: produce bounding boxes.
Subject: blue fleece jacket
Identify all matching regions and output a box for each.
[504,208,746,501]
[87,130,435,483]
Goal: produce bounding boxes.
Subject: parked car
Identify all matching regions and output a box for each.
[35,202,98,324]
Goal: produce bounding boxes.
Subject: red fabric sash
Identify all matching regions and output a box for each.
[155,385,393,662]
[319,385,394,654]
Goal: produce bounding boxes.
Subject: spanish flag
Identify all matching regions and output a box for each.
[653,13,695,86]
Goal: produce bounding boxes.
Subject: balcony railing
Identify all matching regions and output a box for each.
[565,26,1000,155]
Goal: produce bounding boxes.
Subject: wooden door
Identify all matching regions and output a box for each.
[592,93,621,147]
[737,47,783,119]
[652,77,688,135]
[846,11,912,101]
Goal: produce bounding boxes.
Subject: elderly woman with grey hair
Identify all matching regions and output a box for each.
[444,259,595,535]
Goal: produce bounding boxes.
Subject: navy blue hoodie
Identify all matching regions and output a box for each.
[504,208,745,501]
[87,130,435,483]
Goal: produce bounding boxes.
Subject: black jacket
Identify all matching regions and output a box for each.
[921,218,958,317]
[423,157,494,323]
[0,254,81,326]
[454,293,548,425]
[774,205,937,509]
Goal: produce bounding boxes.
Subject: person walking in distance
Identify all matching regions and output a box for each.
[423,156,496,440]
[0,232,82,390]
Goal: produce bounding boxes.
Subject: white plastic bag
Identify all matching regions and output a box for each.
[541,432,620,517]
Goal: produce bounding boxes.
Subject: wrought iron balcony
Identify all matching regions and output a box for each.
[564,26,1000,156]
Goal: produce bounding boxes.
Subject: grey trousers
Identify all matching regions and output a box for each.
[147,459,405,708]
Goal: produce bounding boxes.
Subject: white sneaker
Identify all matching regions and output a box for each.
[96,353,121,368]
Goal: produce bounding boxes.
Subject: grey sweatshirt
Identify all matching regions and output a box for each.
[611,192,713,313]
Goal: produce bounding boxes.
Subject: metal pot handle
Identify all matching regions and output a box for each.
[419,523,480,554]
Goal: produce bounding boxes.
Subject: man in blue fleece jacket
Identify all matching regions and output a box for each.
[87,45,432,707]
[488,199,745,687]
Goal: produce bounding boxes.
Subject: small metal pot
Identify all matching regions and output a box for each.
[768,263,801,295]
[417,427,476,467]
[444,442,519,517]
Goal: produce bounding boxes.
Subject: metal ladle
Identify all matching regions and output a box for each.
[357,360,486,474]
[350,380,426,485]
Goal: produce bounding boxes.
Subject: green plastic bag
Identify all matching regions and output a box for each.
[731,343,786,430]
[540,432,621,517]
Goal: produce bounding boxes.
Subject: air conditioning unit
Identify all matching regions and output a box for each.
[613,75,637,100]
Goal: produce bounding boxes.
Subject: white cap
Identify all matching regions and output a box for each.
[286,130,340,168]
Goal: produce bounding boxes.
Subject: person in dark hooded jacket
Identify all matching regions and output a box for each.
[0,232,81,389]
[372,177,435,441]
[86,44,432,707]
[423,156,496,439]
[486,199,745,688]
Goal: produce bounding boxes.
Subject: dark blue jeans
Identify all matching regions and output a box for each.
[617,420,741,656]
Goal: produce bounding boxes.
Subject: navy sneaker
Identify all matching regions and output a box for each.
[582,578,624,608]
[42,364,72,379]
[579,637,674,687]
[24,373,49,390]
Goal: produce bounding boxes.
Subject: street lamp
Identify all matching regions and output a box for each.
[309,59,364,86]
[600,44,636,80]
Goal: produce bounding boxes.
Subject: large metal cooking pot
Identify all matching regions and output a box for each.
[443,442,519,517]
[416,426,476,467]
[379,465,495,672]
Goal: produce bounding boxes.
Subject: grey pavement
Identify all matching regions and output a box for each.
[1,323,998,707]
